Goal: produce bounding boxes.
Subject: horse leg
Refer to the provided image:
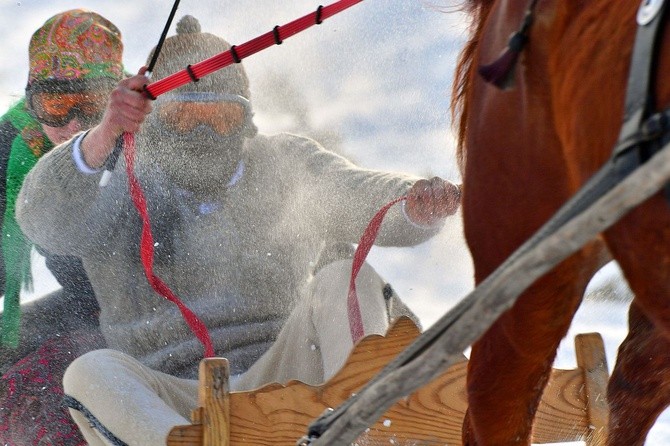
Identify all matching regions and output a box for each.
[602,199,670,445]
[458,2,610,439]
[462,245,601,445]
[607,303,670,446]
[459,58,607,444]
[458,68,606,446]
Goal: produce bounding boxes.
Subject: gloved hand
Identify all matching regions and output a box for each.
[403,177,461,227]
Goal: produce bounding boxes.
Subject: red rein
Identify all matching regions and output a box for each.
[347,196,406,342]
[123,133,215,357]
[124,125,404,356]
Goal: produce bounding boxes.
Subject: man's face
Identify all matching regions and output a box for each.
[141,92,254,194]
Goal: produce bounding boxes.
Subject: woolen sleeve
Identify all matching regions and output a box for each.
[16,136,129,257]
[280,133,442,247]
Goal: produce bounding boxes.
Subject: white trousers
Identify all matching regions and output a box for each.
[63,260,409,446]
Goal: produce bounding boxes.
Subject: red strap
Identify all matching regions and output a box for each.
[122,132,215,358]
[347,196,406,343]
[145,0,364,99]
[122,124,402,353]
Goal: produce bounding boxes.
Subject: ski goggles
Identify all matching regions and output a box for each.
[156,92,251,135]
[26,78,114,128]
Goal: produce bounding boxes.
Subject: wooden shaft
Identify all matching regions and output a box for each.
[199,358,231,446]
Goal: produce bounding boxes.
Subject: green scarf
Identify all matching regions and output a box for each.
[1,98,52,347]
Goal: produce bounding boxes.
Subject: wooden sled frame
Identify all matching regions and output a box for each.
[167,317,610,445]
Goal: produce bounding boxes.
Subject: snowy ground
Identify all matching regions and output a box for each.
[2,0,669,443]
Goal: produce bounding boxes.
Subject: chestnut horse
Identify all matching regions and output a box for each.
[452,1,670,445]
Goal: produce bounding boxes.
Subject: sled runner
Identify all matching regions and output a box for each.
[166,316,609,445]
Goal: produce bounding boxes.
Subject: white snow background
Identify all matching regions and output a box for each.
[1,0,668,444]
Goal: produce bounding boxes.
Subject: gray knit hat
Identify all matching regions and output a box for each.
[148,15,251,99]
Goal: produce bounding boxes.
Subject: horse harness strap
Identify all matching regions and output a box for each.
[613,0,670,201]
[614,0,669,158]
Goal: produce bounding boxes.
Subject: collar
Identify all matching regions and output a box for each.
[227,159,245,187]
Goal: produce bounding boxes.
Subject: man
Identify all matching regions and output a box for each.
[0,9,123,445]
[17,15,461,445]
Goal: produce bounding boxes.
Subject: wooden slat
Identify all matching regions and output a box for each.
[533,368,589,443]
[167,318,607,445]
[199,358,230,446]
[167,425,203,446]
[228,363,468,445]
[575,332,610,446]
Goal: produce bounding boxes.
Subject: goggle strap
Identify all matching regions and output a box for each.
[158,92,249,104]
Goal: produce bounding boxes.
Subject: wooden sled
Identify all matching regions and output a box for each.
[167,317,609,446]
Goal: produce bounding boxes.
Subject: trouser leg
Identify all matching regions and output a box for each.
[235,259,391,391]
[63,349,198,446]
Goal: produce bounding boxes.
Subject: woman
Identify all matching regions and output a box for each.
[0,9,123,445]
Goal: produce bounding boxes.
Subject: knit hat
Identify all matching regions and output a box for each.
[149,15,251,100]
[28,9,123,85]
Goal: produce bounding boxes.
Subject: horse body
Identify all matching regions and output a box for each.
[454,1,670,444]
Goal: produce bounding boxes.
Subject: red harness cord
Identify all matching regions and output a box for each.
[124,121,403,356]
[347,196,406,343]
[124,123,403,355]
[123,133,215,357]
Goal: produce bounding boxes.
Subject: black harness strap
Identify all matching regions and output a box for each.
[63,395,128,446]
[614,0,668,158]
